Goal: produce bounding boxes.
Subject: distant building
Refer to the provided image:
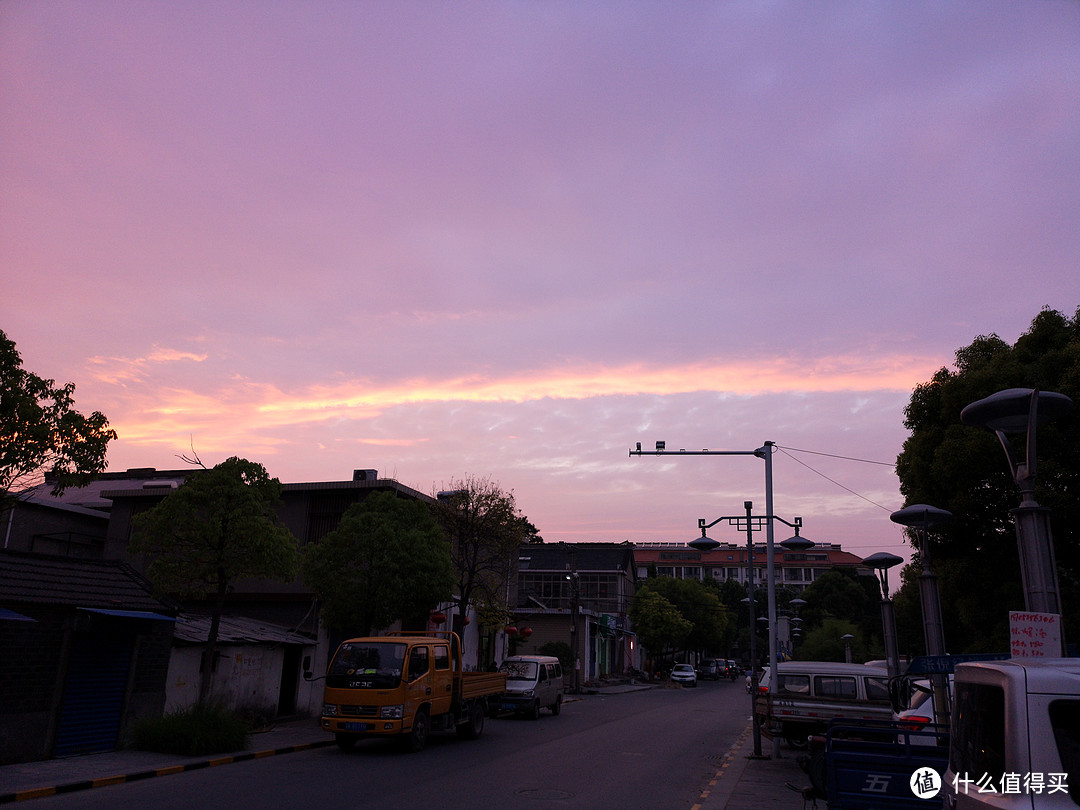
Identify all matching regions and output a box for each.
[631,540,865,591]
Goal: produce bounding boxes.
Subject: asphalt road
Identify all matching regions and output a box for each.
[24,681,752,810]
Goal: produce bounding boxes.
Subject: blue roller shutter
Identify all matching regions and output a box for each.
[54,633,134,756]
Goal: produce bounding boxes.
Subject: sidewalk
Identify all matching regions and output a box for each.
[0,686,814,808]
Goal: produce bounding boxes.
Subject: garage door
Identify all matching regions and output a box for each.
[54,633,134,756]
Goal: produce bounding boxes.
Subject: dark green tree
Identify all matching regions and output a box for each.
[628,589,692,668]
[894,306,1080,653]
[639,576,733,658]
[131,457,299,704]
[0,329,117,509]
[302,491,454,637]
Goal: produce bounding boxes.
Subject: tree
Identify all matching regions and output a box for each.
[894,306,1080,653]
[433,477,531,643]
[637,576,733,658]
[302,491,455,637]
[130,457,299,704]
[628,589,692,668]
[0,329,117,509]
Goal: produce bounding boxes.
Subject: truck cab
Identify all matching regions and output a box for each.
[319,631,505,752]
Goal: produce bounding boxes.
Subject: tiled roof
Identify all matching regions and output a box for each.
[172,613,315,645]
[0,550,177,613]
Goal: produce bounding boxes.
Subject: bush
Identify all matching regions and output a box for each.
[537,641,573,671]
[132,703,250,755]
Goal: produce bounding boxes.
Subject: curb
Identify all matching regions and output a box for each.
[0,740,335,804]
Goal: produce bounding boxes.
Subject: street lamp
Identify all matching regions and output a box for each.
[841,633,855,663]
[695,502,810,759]
[891,504,951,726]
[961,388,1073,635]
[862,551,904,679]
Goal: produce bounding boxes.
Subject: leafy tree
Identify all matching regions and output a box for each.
[433,477,530,643]
[796,618,866,663]
[628,589,692,667]
[894,306,1080,653]
[0,329,117,509]
[130,457,299,704]
[638,576,733,657]
[302,491,454,637]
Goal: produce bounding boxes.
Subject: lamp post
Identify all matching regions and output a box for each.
[862,551,904,679]
[891,504,951,726]
[841,633,854,663]
[960,388,1073,641]
[693,502,811,759]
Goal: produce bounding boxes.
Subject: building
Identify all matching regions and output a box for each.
[632,540,865,591]
[510,542,638,687]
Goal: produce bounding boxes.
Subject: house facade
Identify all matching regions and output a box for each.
[510,542,639,688]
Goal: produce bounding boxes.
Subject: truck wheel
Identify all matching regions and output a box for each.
[551,695,562,716]
[404,709,429,753]
[335,733,358,750]
[785,728,809,750]
[456,702,485,740]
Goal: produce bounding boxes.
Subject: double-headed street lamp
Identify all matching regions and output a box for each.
[692,501,812,759]
[861,551,904,679]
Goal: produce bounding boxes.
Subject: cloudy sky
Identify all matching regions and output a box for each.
[3,1,1077,569]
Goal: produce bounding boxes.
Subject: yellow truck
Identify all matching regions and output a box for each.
[318,631,506,752]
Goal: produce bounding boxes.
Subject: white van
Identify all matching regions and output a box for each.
[944,658,1080,809]
[756,661,892,748]
[496,655,564,719]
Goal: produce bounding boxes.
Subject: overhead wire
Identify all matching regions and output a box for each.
[772,444,896,513]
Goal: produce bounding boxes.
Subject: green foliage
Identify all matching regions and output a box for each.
[131,703,249,755]
[629,588,692,658]
[638,576,733,655]
[302,491,455,635]
[130,457,299,599]
[538,641,573,670]
[795,618,866,663]
[0,329,116,507]
[895,306,1080,653]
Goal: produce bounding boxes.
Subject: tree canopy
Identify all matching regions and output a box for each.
[0,329,117,508]
[893,306,1080,653]
[130,457,299,703]
[628,589,692,664]
[433,476,530,639]
[302,491,455,636]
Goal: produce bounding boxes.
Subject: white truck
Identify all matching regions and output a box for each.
[944,657,1080,809]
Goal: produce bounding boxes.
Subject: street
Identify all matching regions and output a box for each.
[23,682,752,810]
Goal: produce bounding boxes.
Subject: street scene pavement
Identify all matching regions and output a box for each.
[0,684,812,809]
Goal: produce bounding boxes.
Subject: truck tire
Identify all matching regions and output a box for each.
[551,695,562,716]
[456,702,485,740]
[404,709,429,753]
[784,726,810,750]
[335,733,358,750]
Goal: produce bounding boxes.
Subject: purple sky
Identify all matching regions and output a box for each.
[3,2,1078,570]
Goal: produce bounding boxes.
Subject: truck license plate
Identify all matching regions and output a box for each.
[344,722,370,731]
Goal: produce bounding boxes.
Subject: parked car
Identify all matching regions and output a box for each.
[893,676,952,746]
[670,663,698,687]
[697,659,720,680]
[496,655,564,719]
[755,661,891,749]
[944,657,1080,809]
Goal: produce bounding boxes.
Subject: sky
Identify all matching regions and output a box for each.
[2,1,1078,572]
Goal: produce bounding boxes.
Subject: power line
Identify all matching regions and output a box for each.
[774,444,896,467]
[774,445,895,512]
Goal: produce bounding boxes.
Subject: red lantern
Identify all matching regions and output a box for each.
[429,612,446,625]
[462,615,470,625]
[505,626,518,636]
[520,627,533,639]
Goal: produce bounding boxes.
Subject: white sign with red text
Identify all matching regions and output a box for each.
[1009,611,1061,658]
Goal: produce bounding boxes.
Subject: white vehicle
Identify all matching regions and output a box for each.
[944,658,1080,809]
[756,661,892,749]
[496,655,564,719]
[670,663,698,687]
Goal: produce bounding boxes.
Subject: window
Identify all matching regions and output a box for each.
[777,674,810,695]
[949,683,1005,781]
[814,676,857,699]
[865,677,890,702]
[1049,700,1080,807]
[407,646,430,682]
[433,645,450,671]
